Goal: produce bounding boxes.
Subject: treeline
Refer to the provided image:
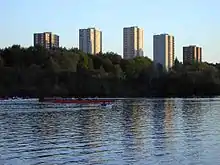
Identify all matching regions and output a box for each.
[0,45,220,98]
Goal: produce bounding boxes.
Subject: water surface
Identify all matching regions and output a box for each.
[0,98,220,165]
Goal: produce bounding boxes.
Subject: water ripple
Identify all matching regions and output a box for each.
[1,98,220,165]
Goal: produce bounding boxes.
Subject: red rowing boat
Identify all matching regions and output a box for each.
[39,97,114,104]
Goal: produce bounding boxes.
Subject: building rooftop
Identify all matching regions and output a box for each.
[184,45,201,47]
[154,33,173,36]
[80,27,100,30]
[123,26,143,29]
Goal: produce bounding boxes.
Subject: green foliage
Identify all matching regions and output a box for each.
[0,56,3,67]
[0,45,219,97]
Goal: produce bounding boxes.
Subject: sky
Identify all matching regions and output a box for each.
[0,0,219,63]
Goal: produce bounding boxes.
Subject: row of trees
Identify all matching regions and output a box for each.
[0,45,220,98]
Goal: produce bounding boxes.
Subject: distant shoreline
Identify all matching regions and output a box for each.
[1,95,219,100]
[0,46,220,98]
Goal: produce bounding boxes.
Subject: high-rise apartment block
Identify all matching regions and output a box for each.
[33,32,59,49]
[79,28,102,55]
[123,26,144,59]
[153,34,175,70]
[183,45,202,64]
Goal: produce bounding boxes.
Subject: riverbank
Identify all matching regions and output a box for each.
[0,46,220,98]
[1,94,219,101]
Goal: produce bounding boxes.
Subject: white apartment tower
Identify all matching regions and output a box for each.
[153,34,175,70]
[123,26,144,59]
[79,28,102,55]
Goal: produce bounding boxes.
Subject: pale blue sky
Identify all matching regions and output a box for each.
[0,0,219,62]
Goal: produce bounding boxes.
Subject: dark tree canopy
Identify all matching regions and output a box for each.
[0,45,219,98]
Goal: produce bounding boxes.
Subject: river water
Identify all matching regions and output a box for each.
[0,98,220,165]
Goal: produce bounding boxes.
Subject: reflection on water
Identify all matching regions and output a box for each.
[1,98,220,165]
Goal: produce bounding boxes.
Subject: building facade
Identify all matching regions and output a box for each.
[79,28,102,55]
[123,26,144,59]
[183,45,202,64]
[33,32,59,49]
[153,34,175,70]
